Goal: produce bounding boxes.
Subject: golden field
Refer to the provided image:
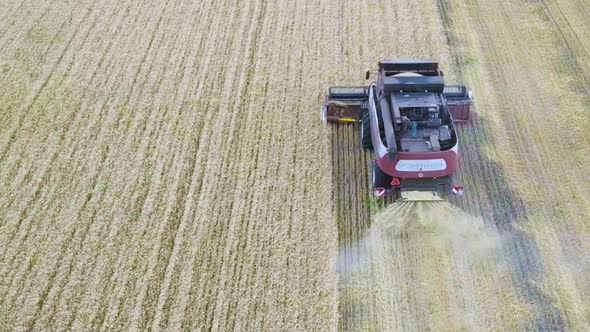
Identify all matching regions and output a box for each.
[1,0,589,330]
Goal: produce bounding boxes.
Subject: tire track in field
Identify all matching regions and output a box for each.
[45,108,163,331]
[0,0,133,256]
[95,18,220,329]
[205,2,293,327]
[534,0,590,176]
[149,1,261,329]
[97,1,247,328]
[172,0,267,328]
[13,81,137,332]
[511,1,590,328]
[0,0,98,162]
[0,0,59,49]
[12,53,148,328]
[124,2,234,326]
[438,7,536,316]
[126,1,253,330]
[167,0,338,329]
[19,126,116,332]
[0,0,29,29]
[537,0,590,97]
[193,3,264,326]
[0,0,138,294]
[0,0,100,218]
[0,0,90,159]
[213,0,316,328]
[63,2,211,329]
[165,2,278,329]
[96,8,234,332]
[204,0,338,326]
[0,0,115,292]
[0,0,178,326]
[29,1,184,328]
[51,0,193,328]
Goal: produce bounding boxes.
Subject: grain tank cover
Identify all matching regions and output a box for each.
[382,76,445,93]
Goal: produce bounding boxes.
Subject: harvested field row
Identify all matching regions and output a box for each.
[334,0,590,330]
[442,0,590,328]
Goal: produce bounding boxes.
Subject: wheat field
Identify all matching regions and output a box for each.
[1,0,590,330]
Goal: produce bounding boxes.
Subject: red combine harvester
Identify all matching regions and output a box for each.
[322,59,473,201]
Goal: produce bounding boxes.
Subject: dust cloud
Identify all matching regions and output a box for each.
[338,202,528,331]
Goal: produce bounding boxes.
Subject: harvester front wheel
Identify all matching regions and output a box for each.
[372,163,392,189]
[437,176,452,198]
[360,110,373,150]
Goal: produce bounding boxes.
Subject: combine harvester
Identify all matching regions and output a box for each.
[322,59,473,201]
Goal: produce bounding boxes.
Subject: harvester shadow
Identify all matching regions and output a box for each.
[438,0,565,325]
[451,113,565,330]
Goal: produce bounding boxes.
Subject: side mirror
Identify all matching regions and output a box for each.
[365,71,371,80]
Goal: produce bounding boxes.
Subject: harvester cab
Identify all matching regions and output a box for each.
[322,59,473,202]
